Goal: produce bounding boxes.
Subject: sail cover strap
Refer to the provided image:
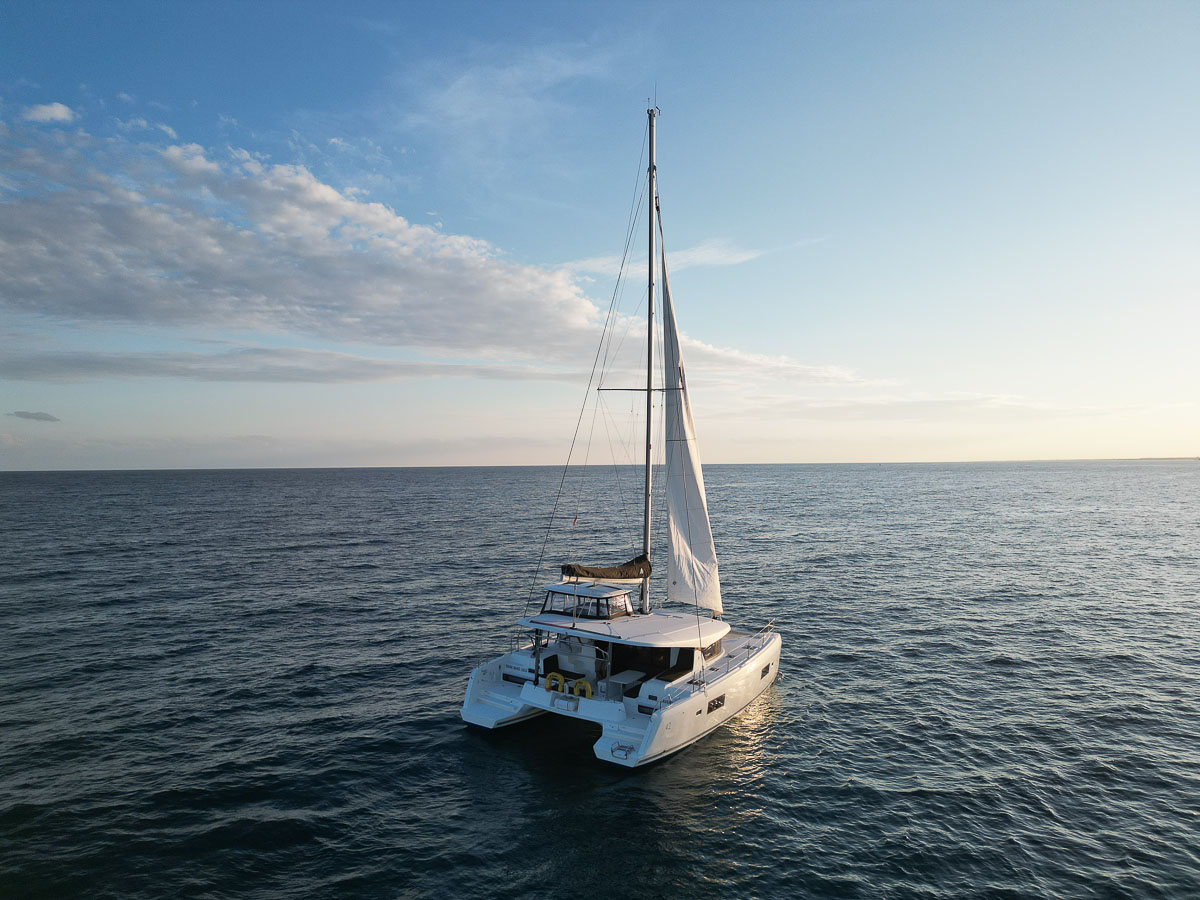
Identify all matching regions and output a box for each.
[561,554,651,580]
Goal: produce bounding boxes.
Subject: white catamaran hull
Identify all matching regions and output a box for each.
[462,628,780,767]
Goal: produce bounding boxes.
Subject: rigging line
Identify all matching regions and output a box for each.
[595,133,647,387]
[571,380,604,529]
[598,192,646,383]
[523,122,652,616]
[596,391,637,545]
[576,151,648,539]
[604,283,648,378]
[594,187,644,393]
[624,127,649,253]
[598,390,642,546]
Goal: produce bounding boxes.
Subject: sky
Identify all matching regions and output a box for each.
[1,0,1197,470]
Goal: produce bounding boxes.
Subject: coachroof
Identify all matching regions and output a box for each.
[543,581,634,598]
[519,609,730,648]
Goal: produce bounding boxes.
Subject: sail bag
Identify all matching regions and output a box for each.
[561,554,651,580]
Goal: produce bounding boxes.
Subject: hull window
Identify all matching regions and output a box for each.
[707,694,726,714]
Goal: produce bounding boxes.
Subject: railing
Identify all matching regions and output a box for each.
[468,629,536,671]
[714,619,776,677]
[654,619,777,708]
[509,630,537,654]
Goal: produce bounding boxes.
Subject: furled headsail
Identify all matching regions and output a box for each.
[561,553,651,580]
[660,241,723,615]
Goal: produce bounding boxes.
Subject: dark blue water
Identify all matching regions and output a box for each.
[2,461,1198,898]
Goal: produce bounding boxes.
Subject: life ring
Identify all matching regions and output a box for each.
[572,679,593,699]
[545,672,566,693]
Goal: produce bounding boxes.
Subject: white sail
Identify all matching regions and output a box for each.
[660,243,723,615]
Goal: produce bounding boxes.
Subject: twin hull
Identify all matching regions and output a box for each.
[461,630,781,767]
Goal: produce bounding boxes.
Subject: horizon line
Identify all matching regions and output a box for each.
[1,456,1196,475]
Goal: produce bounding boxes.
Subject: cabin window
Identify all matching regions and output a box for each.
[701,640,723,661]
[611,643,671,677]
[707,694,726,713]
[540,591,634,619]
[760,663,771,679]
[606,595,633,618]
[659,647,695,682]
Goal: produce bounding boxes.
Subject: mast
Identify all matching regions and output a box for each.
[641,106,657,614]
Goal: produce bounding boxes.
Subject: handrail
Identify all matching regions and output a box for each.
[509,629,537,653]
[654,620,776,708]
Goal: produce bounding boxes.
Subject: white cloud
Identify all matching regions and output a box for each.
[21,102,76,123]
[682,339,874,386]
[401,42,617,182]
[667,239,764,270]
[161,142,222,176]
[565,238,764,277]
[0,125,875,393]
[0,127,600,361]
[0,430,568,471]
[116,117,176,139]
[714,390,1132,423]
[0,347,581,384]
[409,45,609,137]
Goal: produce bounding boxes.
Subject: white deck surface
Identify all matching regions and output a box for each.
[518,609,730,648]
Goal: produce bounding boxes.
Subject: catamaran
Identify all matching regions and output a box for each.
[460,108,781,767]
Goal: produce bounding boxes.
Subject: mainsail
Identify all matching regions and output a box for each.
[660,240,723,615]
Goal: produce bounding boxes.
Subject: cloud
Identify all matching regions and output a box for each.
[0,347,581,384]
[400,42,618,182]
[0,431,568,471]
[117,92,134,104]
[668,239,764,270]
[7,410,60,422]
[0,124,871,392]
[0,126,601,361]
[116,117,177,139]
[565,238,765,277]
[21,102,76,123]
[681,339,875,386]
[714,390,1129,423]
[408,44,610,139]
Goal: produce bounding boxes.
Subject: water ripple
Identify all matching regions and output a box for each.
[1,461,1198,897]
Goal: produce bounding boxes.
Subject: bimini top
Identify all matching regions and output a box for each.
[519,609,730,649]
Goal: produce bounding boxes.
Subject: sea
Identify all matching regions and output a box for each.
[2,460,1198,899]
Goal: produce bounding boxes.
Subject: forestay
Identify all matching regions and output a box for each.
[660,241,723,615]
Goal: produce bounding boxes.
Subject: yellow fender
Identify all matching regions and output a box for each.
[572,679,593,700]
[545,672,566,693]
